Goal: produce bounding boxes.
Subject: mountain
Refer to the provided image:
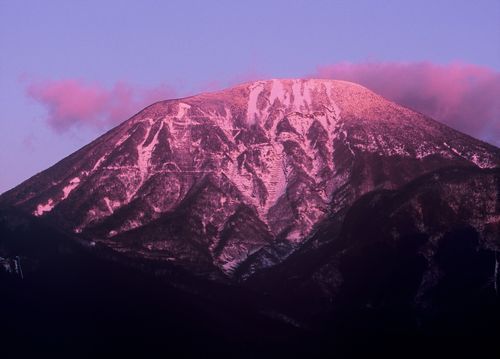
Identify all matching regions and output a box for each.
[1,79,498,279]
[1,79,499,356]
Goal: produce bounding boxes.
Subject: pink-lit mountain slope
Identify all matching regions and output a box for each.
[1,79,498,277]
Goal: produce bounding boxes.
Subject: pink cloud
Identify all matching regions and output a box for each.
[314,62,500,146]
[25,79,176,133]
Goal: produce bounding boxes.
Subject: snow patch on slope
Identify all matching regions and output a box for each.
[137,120,162,178]
[291,80,310,111]
[247,81,265,124]
[269,79,288,106]
[34,199,55,216]
[176,102,191,118]
[91,155,107,172]
[62,177,80,199]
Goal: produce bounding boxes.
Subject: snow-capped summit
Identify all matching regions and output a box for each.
[1,78,498,276]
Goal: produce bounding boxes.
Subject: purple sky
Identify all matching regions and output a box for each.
[1,0,499,194]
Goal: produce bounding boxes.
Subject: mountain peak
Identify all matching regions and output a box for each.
[133,78,407,139]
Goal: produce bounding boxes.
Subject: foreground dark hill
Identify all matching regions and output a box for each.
[247,167,500,329]
[1,166,499,357]
[1,79,499,357]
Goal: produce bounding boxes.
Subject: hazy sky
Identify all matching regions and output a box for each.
[1,0,499,193]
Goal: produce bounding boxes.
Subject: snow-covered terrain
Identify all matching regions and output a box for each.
[1,79,499,276]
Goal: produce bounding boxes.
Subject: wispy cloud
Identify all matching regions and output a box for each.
[25,79,176,133]
[314,62,500,146]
